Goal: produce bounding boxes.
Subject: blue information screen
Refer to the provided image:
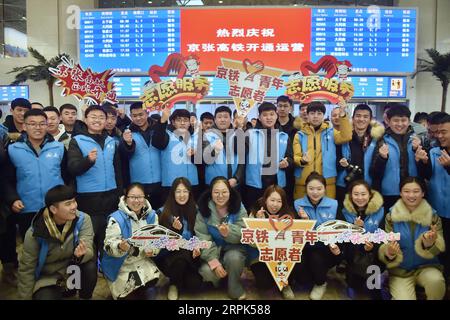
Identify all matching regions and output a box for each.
[79,7,417,74]
[112,76,406,99]
[80,9,180,73]
[311,8,416,72]
[0,86,29,102]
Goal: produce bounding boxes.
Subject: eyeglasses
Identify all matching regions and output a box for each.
[25,122,47,128]
[127,195,145,201]
[175,118,190,124]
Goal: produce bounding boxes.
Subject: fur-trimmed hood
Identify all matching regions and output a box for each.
[293,116,305,130]
[343,190,384,216]
[390,199,434,227]
[117,195,153,221]
[368,121,385,141]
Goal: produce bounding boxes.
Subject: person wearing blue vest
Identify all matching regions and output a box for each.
[370,104,421,213]
[120,102,163,209]
[378,177,446,300]
[67,105,123,258]
[155,177,203,300]
[243,102,293,210]
[340,180,385,299]
[293,100,352,200]
[2,109,68,241]
[248,185,296,300]
[152,107,200,202]
[102,183,160,300]
[195,176,248,300]
[292,172,342,300]
[415,113,450,281]
[202,106,243,189]
[104,105,122,146]
[18,185,96,300]
[336,104,385,205]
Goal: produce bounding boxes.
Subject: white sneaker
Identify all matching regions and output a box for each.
[168,285,178,300]
[281,285,295,300]
[309,282,327,300]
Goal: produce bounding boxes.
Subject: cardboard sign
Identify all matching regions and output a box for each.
[141,53,210,112]
[285,55,355,104]
[242,217,400,291]
[50,56,117,105]
[127,224,211,251]
[215,58,285,117]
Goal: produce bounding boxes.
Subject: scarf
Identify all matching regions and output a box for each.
[43,208,73,243]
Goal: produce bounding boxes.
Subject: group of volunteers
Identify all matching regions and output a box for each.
[0,95,448,300]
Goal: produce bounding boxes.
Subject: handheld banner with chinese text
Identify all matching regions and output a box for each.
[216,58,285,117]
[127,224,211,252]
[50,56,117,105]
[241,218,400,291]
[141,53,210,112]
[284,55,354,104]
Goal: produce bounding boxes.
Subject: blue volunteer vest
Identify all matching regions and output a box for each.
[295,128,337,179]
[342,207,384,233]
[294,196,337,229]
[35,212,85,279]
[74,135,117,193]
[101,209,157,282]
[129,132,161,184]
[428,147,450,219]
[160,130,198,187]
[393,216,440,271]
[381,135,418,196]
[245,129,289,188]
[204,131,239,185]
[8,140,65,213]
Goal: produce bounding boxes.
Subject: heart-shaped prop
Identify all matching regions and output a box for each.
[268,214,294,232]
[148,53,187,83]
[300,55,338,78]
[243,59,265,81]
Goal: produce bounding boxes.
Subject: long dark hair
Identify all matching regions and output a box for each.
[198,176,242,218]
[251,185,295,218]
[160,178,197,232]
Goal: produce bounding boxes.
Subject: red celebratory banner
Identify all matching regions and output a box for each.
[50,56,117,105]
[285,55,354,104]
[141,53,210,112]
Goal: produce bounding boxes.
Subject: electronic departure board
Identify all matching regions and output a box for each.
[0,86,29,102]
[79,7,417,74]
[112,76,406,99]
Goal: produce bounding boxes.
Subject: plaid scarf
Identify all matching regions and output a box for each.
[43,208,73,243]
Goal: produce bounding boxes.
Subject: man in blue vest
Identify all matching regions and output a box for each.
[202,106,243,189]
[243,102,293,210]
[336,104,385,204]
[1,109,68,286]
[370,104,421,212]
[67,105,122,258]
[120,102,163,209]
[153,107,199,201]
[416,113,450,281]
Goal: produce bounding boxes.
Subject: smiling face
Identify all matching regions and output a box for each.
[130,108,149,129]
[437,122,450,148]
[174,183,190,206]
[350,184,371,209]
[400,182,425,211]
[353,109,372,132]
[259,110,277,129]
[85,110,106,134]
[125,186,146,213]
[50,198,78,224]
[211,180,230,208]
[24,115,48,141]
[11,106,29,125]
[174,116,191,132]
[202,118,214,131]
[215,112,231,131]
[388,116,410,135]
[44,111,60,136]
[331,108,341,128]
[306,179,326,203]
[265,191,283,215]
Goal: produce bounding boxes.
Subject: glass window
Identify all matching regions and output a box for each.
[1,0,27,58]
